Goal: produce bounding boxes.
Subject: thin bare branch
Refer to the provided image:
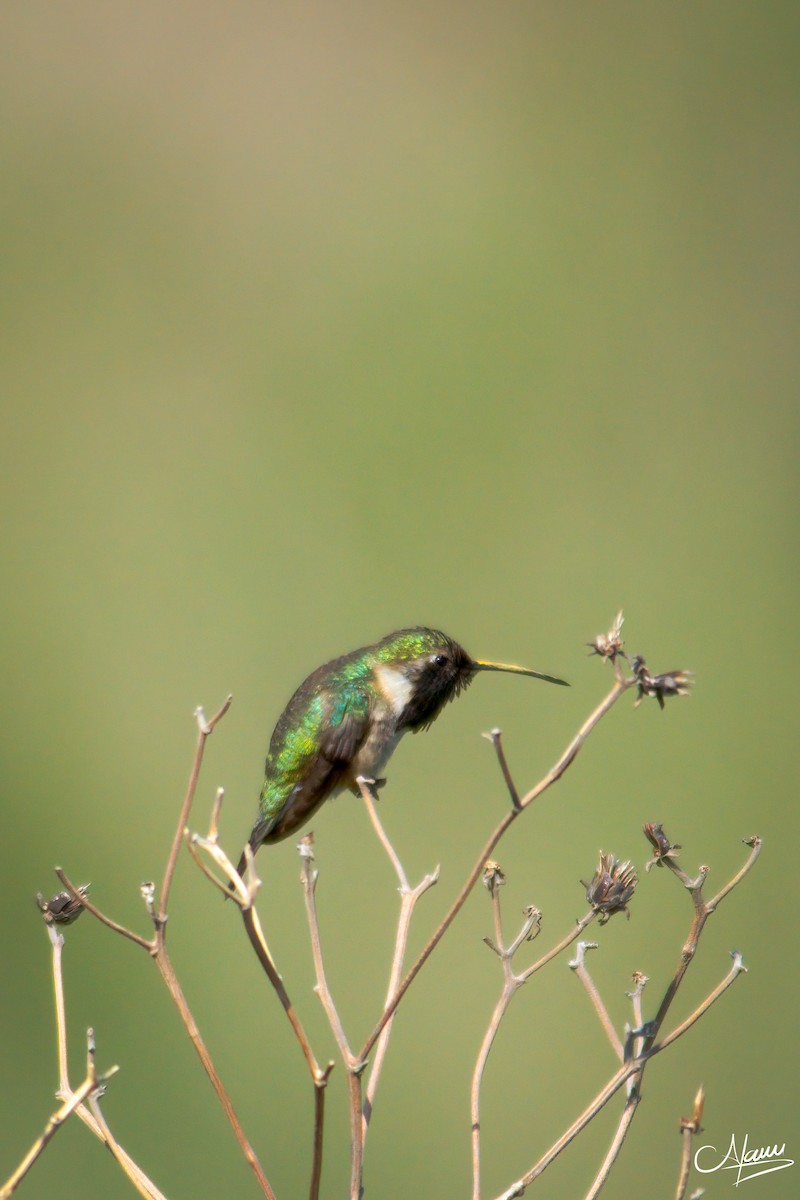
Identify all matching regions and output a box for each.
[674,1087,705,1200]
[158,695,232,931]
[360,675,633,1061]
[359,780,439,1138]
[472,885,595,1199]
[569,941,624,1062]
[54,868,153,952]
[358,777,410,890]
[49,927,70,1091]
[0,1069,104,1198]
[45,924,169,1200]
[706,836,762,912]
[518,911,595,984]
[152,942,276,1199]
[299,839,353,1061]
[187,790,332,1199]
[238,881,323,1075]
[298,837,365,1200]
[483,728,520,809]
[657,953,746,1054]
[494,829,757,1199]
[308,1063,335,1200]
[237,880,334,1200]
[584,1095,640,1200]
[83,1094,170,1200]
[56,701,276,1200]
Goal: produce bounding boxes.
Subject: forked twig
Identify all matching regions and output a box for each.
[358,779,439,1139]
[188,765,335,1200]
[0,1063,111,1199]
[360,672,634,1062]
[493,833,758,1198]
[298,837,365,1200]
[471,868,595,1200]
[56,698,277,1200]
[569,941,624,1062]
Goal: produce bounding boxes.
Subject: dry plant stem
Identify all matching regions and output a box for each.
[584,975,648,1200]
[674,1086,705,1200]
[157,696,232,930]
[0,1068,104,1199]
[238,906,333,1200]
[361,674,632,1061]
[471,894,596,1200]
[190,808,331,1200]
[240,904,322,1079]
[53,867,152,950]
[486,729,520,809]
[645,837,761,1051]
[56,697,278,1200]
[51,929,69,1089]
[578,841,760,1200]
[495,839,758,1199]
[45,926,168,1200]
[359,782,439,1137]
[299,849,364,1200]
[570,942,624,1062]
[674,1131,694,1200]
[152,943,276,1199]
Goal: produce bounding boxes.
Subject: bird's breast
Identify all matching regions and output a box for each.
[345,711,403,787]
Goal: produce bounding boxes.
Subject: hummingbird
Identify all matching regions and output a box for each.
[237,627,567,876]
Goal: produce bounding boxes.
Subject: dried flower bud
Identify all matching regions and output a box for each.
[681,1084,706,1133]
[522,905,542,939]
[631,656,693,709]
[643,822,682,871]
[297,832,315,861]
[627,970,649,998]
[588,610,625,662]
[581,852,638,924]
[482,860,506,893]
[36,886,90,926]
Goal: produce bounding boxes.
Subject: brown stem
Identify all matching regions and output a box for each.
[240,904,322,1079]
[157,695,232,932]
[153,944,276,1199]
[56,699,277,1200]
[493,835,758,1198]
[359,782,439,1139]
[569,941,624,1062]
[0,1071,103,1198]
[299,841,364,1200]
[582,1091,640,1200]
[360,677,632,1062]
[484,728,520,809]
[54,869,152,951]
[472,891,596,1200]
[674,1088,705,1200]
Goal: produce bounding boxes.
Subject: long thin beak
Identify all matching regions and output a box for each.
[474,659,569,687]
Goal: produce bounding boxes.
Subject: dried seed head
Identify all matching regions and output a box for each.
[643,822,682,871]
[588,610,625,662]
[522,905,542,939]
[631,656,693,709]
[581,852,638,924]
[482,860,506,894]
[36,885,90,926]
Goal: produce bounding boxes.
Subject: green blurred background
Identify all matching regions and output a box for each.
[1,2,797,1197]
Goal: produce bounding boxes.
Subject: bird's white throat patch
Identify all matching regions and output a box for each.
[374,663,413,716]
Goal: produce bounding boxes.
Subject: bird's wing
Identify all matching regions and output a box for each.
[250,686,372,848]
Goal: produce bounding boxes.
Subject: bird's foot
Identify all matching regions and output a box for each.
[355,775,387,798]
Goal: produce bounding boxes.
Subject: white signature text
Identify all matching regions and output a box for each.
[695,1133,793,1186]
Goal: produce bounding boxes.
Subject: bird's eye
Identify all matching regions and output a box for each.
[432,654,449,667]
